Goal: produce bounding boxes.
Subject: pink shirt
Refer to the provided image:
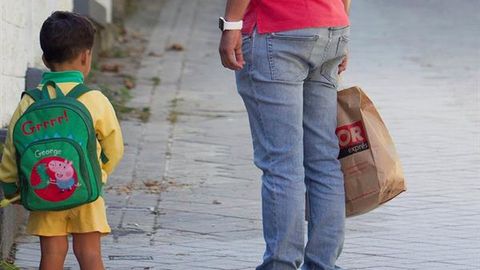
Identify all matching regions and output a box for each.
[242,0,349,34]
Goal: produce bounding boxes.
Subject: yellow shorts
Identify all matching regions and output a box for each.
[26,197,111,236]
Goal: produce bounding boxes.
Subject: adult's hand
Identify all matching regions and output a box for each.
[219,30,244,70]
[338,55,348,74]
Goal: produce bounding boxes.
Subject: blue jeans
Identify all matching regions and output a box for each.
[235,26,349,270]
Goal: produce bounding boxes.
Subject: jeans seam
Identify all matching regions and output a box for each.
[335,36,347,56]
[266,35,276,81]
[305,37,318,71]
[250,82,279,262]
[319,36,332,69]
[317,34,339,89]
[248,33,279,262]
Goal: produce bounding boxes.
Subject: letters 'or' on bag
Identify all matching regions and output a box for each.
[13,81,104,211]
[337,86,406,217]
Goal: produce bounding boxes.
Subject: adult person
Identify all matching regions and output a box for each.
[219,1,351,270]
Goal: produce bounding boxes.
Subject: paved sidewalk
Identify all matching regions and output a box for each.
[13,0,480,269]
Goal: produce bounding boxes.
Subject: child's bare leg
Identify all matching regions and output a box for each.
[39,236,68,270]
[72,232,104,270]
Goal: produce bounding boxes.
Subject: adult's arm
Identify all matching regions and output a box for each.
[219,0,251,70]
[342,0,351,15]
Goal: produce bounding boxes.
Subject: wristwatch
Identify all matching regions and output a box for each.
[218,17,243,31]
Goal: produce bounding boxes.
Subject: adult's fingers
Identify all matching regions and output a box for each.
[338,56,348,74]
[235,46,244,67]
[225,50,243,70]
[220,45,243,70]
[219,31,243,70]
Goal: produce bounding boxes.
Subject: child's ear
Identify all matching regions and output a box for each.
[80,50,88,65]
[42,55,52,69]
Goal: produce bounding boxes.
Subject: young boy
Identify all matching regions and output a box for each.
[0,11,124,270]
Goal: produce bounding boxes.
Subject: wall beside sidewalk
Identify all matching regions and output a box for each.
[0,0,115,260]
[0,0,73,127]
[0,0,116,127]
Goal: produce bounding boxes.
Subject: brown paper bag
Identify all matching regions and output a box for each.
[337,86,406,217]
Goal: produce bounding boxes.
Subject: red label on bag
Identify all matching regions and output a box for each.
[336,121,369,159]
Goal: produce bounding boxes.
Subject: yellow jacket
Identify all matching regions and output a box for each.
[0,71,124,195]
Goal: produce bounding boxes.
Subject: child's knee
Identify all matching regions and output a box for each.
[73,241,100,256]
[74,250,104,270]
[73,234,101,259]
[40,236,68,256]
[39,236,68,270]
[74,249,101,260]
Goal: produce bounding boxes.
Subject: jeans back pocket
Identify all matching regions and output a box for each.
[267,32,319,82]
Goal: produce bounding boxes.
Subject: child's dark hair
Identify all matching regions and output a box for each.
[40,11,96,64]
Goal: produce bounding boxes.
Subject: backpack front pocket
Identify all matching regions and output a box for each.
[19,138,93,211]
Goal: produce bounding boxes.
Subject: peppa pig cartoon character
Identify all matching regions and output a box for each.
[48,159,76,191]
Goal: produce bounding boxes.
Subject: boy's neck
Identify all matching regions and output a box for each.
[43,49,91,78]
[51,63,82,73]
[50,64,88,79]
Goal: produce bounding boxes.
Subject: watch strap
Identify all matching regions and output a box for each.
[219,17,243,31]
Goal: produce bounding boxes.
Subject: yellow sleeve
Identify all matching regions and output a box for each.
[0,96,35,195]
[79,91,124,175]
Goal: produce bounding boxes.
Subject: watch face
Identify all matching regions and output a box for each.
[218,18,224,31]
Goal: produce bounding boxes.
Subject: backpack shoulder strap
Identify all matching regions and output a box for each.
[66,83,92,99]
[21,88,43,102]
[65,83,110,164]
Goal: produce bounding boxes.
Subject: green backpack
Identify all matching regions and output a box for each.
[13,81,103,211]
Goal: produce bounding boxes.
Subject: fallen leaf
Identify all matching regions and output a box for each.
[143,180,160,187]
[131,31,148,42]
[129,46,145,54]
[101,63,122,73]
[117,35,127,43]
[167,43,185,51]
[119,27,127,36]
[148,51,163,57]
[124,78,135,89]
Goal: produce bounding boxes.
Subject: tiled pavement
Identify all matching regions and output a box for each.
[13,0,480,269]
